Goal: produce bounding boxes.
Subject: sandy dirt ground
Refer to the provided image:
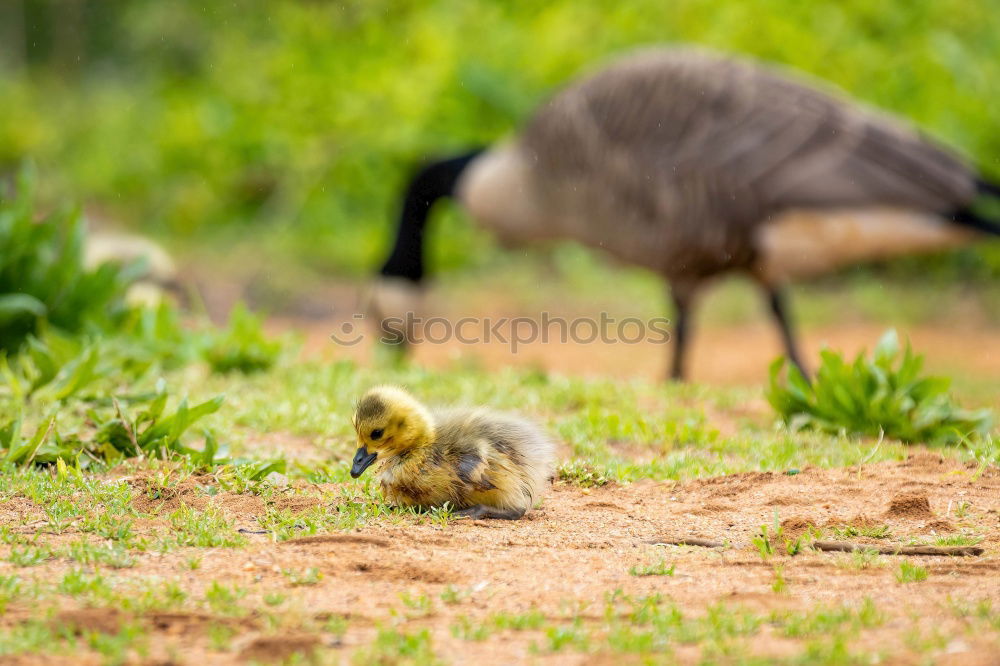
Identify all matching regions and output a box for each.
[2,452,999,664]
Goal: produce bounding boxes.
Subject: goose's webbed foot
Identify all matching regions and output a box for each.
[454,505,526,520]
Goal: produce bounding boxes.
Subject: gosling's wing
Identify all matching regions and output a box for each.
[521,49,976,236]
[456,444,497,492]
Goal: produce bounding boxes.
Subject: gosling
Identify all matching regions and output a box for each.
[349,386,554,520]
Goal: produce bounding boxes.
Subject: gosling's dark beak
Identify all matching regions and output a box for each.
[350,446,378,478]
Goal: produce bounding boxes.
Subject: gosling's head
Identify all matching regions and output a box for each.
[350,386,434,478]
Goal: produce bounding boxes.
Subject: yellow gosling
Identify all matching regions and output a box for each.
[350,386,554,520]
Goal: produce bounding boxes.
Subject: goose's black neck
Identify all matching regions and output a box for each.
[380,149,485,282]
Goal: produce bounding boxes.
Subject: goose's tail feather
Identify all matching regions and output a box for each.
[977,178,1000,199]
[949,179,1000,237]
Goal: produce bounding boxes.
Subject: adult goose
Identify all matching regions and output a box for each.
[372,48,1000,380]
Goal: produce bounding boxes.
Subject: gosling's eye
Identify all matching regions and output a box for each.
[370,428,384,441]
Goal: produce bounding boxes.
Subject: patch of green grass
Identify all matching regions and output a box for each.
[543,622,591,653]
[164,505,246,549]
[556,460,612,487]
[771,564,787,593]
[768,329,993,445]
[830,524,892,539]
[450,616,492,641]
[6,545,54,568]
[837,548,887,571]
[895,561,929,583]
[629,559,676,577]
[204,581,248,616]
[932,534,983,547]
[398,592,434,617]
[595,595,764,656]
[207,623,237,651]
[81,511,136,543]
[263,592,286,607]
[0,621,91,660]
[322,614,349,638]
[490,609,547,631]
[0,575,23,613]
[63,539,137,569]
[439,585,466,605]
[773,599,884,638]
[352,628,442,666]
[58,569,112,601]
[205,302,285,374]
[283,567,323,587]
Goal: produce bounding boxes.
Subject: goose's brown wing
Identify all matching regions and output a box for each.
[519,49,976,268]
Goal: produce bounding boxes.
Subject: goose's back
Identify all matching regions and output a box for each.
[516,49,976,278]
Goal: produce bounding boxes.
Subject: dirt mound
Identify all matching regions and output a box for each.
[238,634,322,662]
[923,519,957,533]
[904,451,947,469]
[846,513,882,528]
[145,611,255,637]
[347,559,452,584]
[779,516,816,538]
[55,608,122,635]
[214,493,266,517]
[129,474,213,514]
[582,501,627,512]
[701,501,735,512]
[885,492,933,519]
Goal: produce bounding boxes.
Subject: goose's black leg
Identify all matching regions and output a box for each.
[455,505,526,520]
[669,284,697,381]
[765,287,807,377]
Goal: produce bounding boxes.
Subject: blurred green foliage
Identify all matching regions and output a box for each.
[205,303,284,374]
[0,166,135,351]
[1,0,999,277]
[0,166,287,378]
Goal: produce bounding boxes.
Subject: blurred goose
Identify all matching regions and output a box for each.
[84,229,184,307]
[372,48,1000,380]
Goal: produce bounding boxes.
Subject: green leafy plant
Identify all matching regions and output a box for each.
[204,302,283,374]
[0,307,205,404]
[768,330,993,445]
[2,382,217,467]
[752,525,775,561]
